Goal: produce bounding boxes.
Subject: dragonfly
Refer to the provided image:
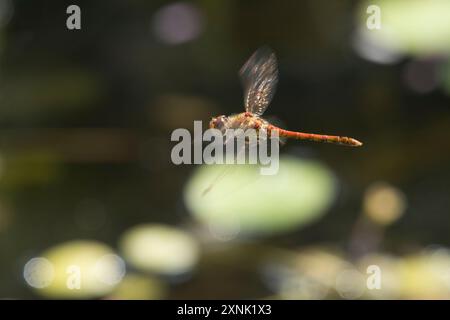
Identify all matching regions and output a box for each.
[209,47,363,147]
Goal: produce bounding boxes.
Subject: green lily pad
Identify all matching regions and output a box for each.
[357,0,450,55]
[184,156,336,235]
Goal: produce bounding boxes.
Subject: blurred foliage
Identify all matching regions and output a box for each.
[108,274,167,300]
[184,157,335,235]
[35,240,123,299]
[357,0,450,55]
[119,224,199,275]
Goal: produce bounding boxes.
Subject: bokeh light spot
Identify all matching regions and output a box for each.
[151,2,203,45]
[23,257,54,289]
[36,240,124,299]
[364,181,406,225]
[119,224,200,276]
[352,28,403,64]
[94,254,126,286]
[403,59,439,94]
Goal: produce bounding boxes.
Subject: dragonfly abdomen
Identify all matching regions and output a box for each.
[268,126,362,147]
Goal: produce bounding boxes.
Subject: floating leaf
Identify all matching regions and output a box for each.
[184,156,336,235]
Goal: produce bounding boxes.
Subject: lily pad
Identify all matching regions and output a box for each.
[184,156,336,235]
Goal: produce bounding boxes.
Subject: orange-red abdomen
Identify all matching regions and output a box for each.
[268,125,362,147]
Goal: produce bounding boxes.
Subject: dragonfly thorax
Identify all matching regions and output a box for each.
[210,112,269,134]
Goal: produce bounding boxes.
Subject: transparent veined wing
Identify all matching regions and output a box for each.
[239,46,279,116]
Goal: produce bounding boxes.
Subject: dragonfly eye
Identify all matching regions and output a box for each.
[210,116,227,130]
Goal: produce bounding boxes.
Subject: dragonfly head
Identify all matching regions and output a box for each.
[209,115,229,132]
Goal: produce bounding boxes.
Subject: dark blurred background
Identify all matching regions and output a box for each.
[1,0,450,299]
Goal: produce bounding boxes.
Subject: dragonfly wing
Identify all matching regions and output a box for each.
[239,46,279,116]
